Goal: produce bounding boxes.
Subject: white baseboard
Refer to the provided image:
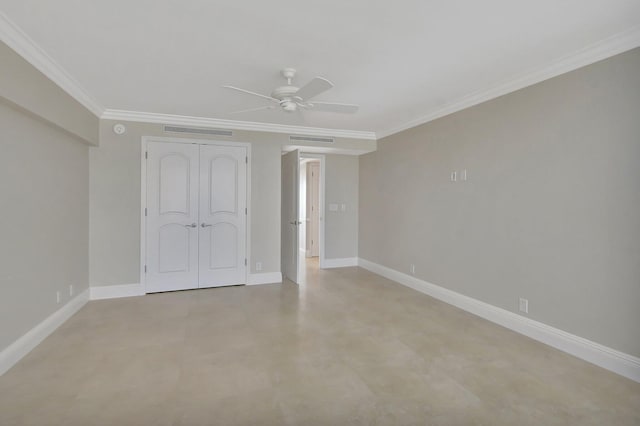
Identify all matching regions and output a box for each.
[247,272,283,285]
[323,257,359,269]
[91,276,286,293]
[357,258,640,383]
[0,288,89,376]
[90,283,144,300]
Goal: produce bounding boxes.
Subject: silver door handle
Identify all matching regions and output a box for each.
[184,223,197,228]
[201,223,212,228]
[289,221,301,225]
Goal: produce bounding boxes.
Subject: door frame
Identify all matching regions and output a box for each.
[298,153,326,269]
[140,136,252,293]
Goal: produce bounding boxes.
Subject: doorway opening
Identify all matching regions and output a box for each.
[298,156,323,284]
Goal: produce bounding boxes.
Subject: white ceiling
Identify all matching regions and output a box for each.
[1,1,639,137]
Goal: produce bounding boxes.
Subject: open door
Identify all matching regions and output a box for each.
[281,149,300,283]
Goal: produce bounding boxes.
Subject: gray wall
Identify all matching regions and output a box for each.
[90,121,366,287]
[359,48,640,357]
[0,41,99,145]
[0,100,89,352]
[325,154,359,259]
[0,41,96,353]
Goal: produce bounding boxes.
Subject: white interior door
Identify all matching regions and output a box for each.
[198,144,247,287]
[281,150,300,283]
[146,141,199,293]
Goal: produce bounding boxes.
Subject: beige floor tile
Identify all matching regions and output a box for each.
[176,389,285,426]
[1,258,639,425]
[62,384,180,426]
[177,356,272,402]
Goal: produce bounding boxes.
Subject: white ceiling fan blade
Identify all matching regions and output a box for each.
[308,101,359,114]
[295,77,334,101]
[222,85,279,103]
[229,105,275,114]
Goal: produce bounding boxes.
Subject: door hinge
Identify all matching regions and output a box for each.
[245,156,248,164]
[144,265,147,273]
[244,258,247,266]
[145,151,148,159]
[144,207,147,216]
[245,207,247,215]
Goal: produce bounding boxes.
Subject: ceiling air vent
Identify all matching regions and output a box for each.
[164,125,233,137]
[289,135,334,143]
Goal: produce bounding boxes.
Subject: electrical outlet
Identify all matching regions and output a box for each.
[56,291,61,304]
[69,285,73,297]
[410,264,416,275]
[256,262,262,272]
[519,297,529,313]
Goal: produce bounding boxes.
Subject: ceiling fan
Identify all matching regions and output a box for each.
[223,68,359,115]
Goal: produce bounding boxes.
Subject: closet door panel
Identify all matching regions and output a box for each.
[145,142,199,293]
[198,145,247,287]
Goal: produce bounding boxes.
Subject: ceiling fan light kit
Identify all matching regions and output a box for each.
[224,68,359,115]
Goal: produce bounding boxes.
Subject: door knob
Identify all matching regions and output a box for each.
[289,221,301,225]
[201,223,213,227]
[184,223,197,228]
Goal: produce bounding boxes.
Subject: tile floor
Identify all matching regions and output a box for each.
[1,259,639,425]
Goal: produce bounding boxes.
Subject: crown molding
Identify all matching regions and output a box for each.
[101,109,377,140]
[0,11,104,117]
[376,25,640,139]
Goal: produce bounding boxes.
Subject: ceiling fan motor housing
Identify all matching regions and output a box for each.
[272,84,301,112]
[271,85,300,100]
[281,100,297,112]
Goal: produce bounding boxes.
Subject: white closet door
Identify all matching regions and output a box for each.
[198,144,247,287]
[146,142,199,293]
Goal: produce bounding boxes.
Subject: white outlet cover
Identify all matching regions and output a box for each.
[329,203,338,212]
[519,298,529,313]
